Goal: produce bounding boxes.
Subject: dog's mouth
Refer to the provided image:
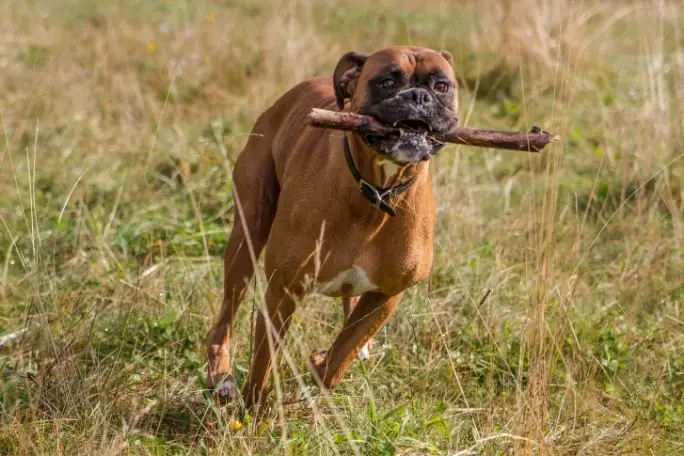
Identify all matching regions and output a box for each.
[358,100,457,163]
[360,117,445,163]
[392,119,432,132]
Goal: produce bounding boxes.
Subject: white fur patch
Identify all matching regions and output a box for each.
[216,379,233,397]
[391,142,412,163]
[214,380,233,397]
[378,159,402,182]
[358,342,371,360]
[317,266,377,297]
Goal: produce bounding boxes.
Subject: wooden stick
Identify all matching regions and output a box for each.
[307,108,558,152]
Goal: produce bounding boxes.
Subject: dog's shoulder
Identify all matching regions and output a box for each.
[254,77,335,131]
[264,77,336,144]
[301,76,335,98]
[276,76,336,111]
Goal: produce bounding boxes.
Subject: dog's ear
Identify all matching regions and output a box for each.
[440,50,454,68]
[333,51,367,109]
[439,51,454,68]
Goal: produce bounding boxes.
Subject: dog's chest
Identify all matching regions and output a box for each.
[316,266,378,297]
[312,236,431,298]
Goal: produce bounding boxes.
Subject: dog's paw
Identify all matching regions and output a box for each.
[310,349,328,369]
[206,368,235,400]
[215,377,235,399]
[358,341,372,360]
[309,349,328,387]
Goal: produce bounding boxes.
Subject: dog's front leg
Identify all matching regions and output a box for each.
[342,297,373,360]
[313,291,402,388]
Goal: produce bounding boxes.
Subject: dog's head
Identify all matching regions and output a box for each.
[333,46,458,164]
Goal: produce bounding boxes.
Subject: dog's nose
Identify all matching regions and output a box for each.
[402,88,433,106]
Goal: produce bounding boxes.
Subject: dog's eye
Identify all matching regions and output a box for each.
[434,81,450,93]
[379,78,396,89]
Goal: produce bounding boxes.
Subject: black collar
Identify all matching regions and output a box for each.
[343,135,417,217]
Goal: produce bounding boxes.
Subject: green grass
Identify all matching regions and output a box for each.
[1,0,683,454]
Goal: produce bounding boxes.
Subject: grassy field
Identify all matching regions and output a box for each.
[1,0,682,454]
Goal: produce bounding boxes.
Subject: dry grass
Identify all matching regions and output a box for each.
[1,0,683,454]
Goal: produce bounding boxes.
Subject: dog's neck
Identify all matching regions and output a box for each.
[345,133,428,188]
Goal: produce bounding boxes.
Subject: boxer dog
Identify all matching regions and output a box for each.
[206,45,458,411]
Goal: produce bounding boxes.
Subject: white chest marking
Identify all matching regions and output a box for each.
[378,159,402,182]
[317,266,378,297]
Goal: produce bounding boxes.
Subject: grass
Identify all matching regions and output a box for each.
[1,0,683,454]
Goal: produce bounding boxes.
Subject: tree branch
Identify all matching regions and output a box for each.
[307,108,559,153]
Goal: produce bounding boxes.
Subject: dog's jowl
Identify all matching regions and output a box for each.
[206,46,459,411]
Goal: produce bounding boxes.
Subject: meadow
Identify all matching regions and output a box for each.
[1,0,682,454]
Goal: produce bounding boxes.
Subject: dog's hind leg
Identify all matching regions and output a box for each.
[241,280,297,412]
[206,131,279,398]
[342,297,373,359]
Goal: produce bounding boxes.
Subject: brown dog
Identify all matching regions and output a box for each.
[206,45,458,410]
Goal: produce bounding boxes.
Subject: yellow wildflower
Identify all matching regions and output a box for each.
[229,417,243,431]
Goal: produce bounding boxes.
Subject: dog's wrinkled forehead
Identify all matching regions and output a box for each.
[360,47,454,83]
[354,46,455,105]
